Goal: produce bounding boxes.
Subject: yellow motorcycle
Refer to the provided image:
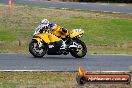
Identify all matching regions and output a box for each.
[29,26,87,58]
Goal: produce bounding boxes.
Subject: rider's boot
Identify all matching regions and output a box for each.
[60,41,67,50]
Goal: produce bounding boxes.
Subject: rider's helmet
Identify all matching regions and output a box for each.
[40,19,50,29]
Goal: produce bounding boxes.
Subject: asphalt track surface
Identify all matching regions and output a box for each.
[0,54,132,71]
[0,0,132,13]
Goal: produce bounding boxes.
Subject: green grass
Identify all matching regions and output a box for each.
[0,72,131,88]
[63,17,132,45]
[0,4,132,54]
[0,72,76,88]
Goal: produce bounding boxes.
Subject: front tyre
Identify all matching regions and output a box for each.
[29,40,47,58]
[70,39,87,58]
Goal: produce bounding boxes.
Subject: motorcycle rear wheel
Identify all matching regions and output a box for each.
[70,39,87,58]
[29,40,48,58]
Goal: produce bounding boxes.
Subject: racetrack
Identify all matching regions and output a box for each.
[0,0,132,13]
[0,0,132,71]
[0,54,132,71]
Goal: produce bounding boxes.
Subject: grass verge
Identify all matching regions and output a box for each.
[0,4,132,54]
[0,72,131,88]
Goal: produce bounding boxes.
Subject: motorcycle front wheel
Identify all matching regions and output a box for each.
[29,40,48,58]
[70,39,87,58]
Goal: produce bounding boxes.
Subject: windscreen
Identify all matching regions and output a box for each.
[33,23,45,35]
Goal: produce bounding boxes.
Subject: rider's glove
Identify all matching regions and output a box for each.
[62,28,67,33]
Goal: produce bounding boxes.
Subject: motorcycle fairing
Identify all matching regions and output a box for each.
[47,40,63,55]
[51,26,69,38]
[70,29,84,38]
[33,38,41,44]
[34,32,62,43]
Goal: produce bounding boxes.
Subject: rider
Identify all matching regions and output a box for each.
[37,19,68,38]
[37,19,69,49]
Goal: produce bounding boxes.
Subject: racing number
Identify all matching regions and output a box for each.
[75,29,81,32]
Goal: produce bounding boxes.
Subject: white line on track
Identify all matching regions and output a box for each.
[92,54,132,56]
[0,70,130,73]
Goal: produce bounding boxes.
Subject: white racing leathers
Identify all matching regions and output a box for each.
[33,23,46,35]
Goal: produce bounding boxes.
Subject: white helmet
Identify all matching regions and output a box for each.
[40,19,50,29]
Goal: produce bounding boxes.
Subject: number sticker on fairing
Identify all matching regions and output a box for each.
[75,29,81,32]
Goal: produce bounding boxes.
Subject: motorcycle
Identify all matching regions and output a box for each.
[29,25,87,58]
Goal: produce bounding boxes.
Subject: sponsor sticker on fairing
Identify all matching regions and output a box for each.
[48,45,54,48]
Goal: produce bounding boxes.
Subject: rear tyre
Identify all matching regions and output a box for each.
[29,40,48,58]
[70,39,87,58]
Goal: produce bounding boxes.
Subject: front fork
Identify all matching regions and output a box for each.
[39,41,43,48]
